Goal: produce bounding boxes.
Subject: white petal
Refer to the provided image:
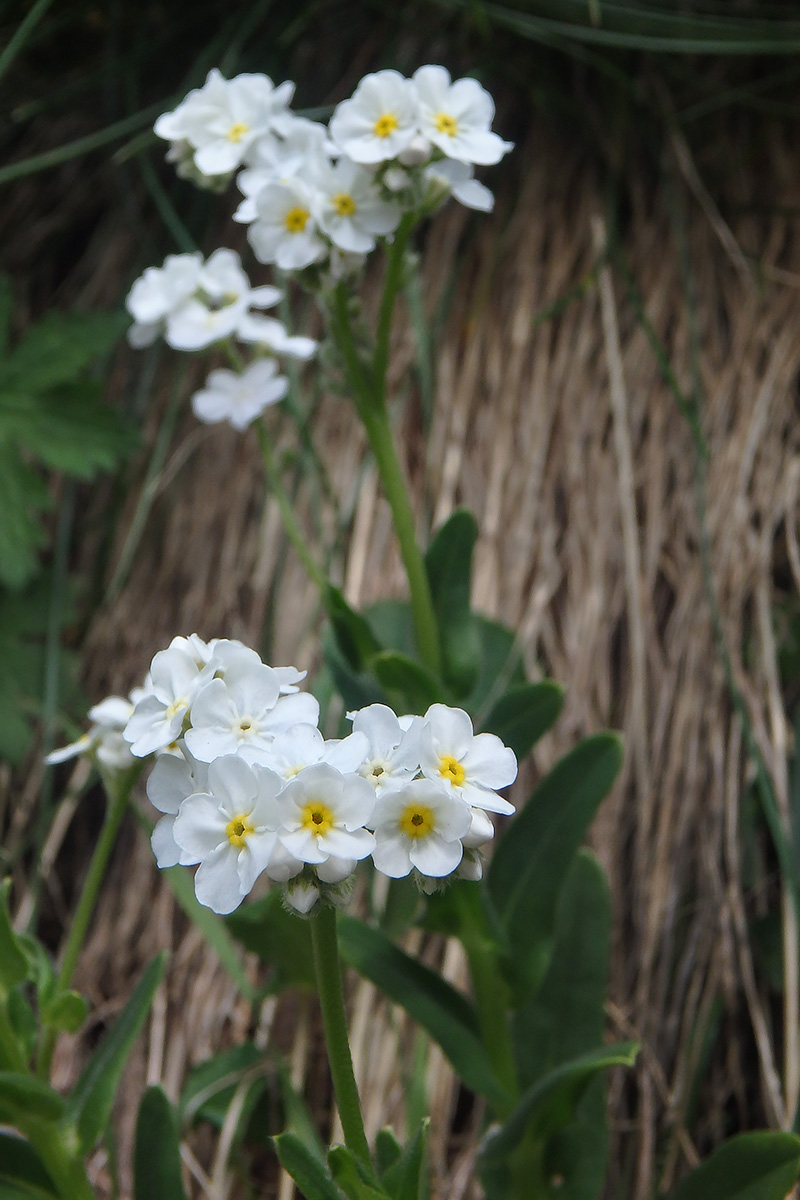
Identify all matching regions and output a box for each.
[194,845,246,913]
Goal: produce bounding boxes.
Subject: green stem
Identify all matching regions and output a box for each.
[309,905,373,1175]
[374,214,414,406]
[37,769,136,1079]
[256,421,328,597]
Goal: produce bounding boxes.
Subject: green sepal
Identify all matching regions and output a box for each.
[273,1131,347,1200]
[0,1073,65,1125]
[65,952,166,1153]
[134,1085,187,1200]
[337,915,509,1109]
[487,733,623,998]
[371,651,444,715]
[379,1118,429,1200]
[0,881,31,996]
[482,680,564,760]
[667,1130,800,1200]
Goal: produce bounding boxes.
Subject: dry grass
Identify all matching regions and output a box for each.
[7,58,800,1200]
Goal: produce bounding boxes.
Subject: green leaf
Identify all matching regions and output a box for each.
[66,953,166,1153]
[371,651,444,715]
[180,1043,261,1129]
[323,630,386,713]
[273,1132,347,1200]
[424,510,480,696]
[278,1059,327,1163]
[2,310,124,393]
[478,1043,638,1199]
[328,1146,387,1200]
[380,1119,428,1200]
[0,441,49,590]
[667,1131,800,1200]
[365,601,416,659]
[487,734,623,996]
[162,864,255,1001]
[0,1073,64,1124]
[375,1129,403,1180]
[0,386,133,478]
[482,681,564,761]
[465,615,526,715]
[0,881,31,995]
[0,1132,57,1199]
[513,851,611,1089]
[225,889,315,992]
[7,989,37,1064]
[325,585,382,672]
[40,991,88,1035]
[134,1086,187,1200]
[337,916,509,1109]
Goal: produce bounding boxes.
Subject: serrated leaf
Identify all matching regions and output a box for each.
[371,651,444,715]
[424,510,480,696]
[0,1132,57,1198]
[225,888,315,992]
[667,1131,800,1200]
[2,310,125,392]
[0,1073,64,1124]
[0,880,31,995]
[487,734,623,997]
[483,681,564,761]
[273,1132,347,1200]
[134,1086,187,1200]
[41,990,88,1035]
[337,916,509,1109]
[0,441,50,590]
[66,953,166,1153]
[380,1119,428,1200]
[0,386,133,478]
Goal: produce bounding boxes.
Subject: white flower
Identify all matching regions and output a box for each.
[278,763,375,866]
[234,118,332,222]
[424,158,494,212]
[258,723,368,782]
[46,695,136,772]
[247,179,326,270]
[165,248,280,351]
[371,778,471,878]
[155,69,295,176]
[348,704,420,796]
[329,70,420,164]
[413,65,512,166]
[185,659,319,763]
[311,158,401,253]
[274,666,307,694]
[147,746,208,867]
[236,313,317,361]
[124,645,209,757]
[418,704,517,814]
[125,253,202,347]
[173,756,288,913]
[191,361,288,431]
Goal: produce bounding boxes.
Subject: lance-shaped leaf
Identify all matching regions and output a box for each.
[328,1146,387,1200]
[379,1118,429,1200]
[487,733,622,997]
[273,1132,347,1200]
[65,953,166,1153]
[0,880,31,995]
[134,1086,187,1200]
[667,1131,800,1200]
[325,585,382,672]
[482,680,564,761]
[0,1132,57,1198]
[424,509,480,697]
[372,651,444,715]
[478,1043,638,1199]
[337,915,509,1109]
[0,1073,64,1125]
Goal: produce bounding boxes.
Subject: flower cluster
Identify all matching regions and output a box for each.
[55,635,517,915]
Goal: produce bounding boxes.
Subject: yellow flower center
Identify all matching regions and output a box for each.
[438,755,466,787]
[301,801,335,837]
[434,112,458,137]
[373,112,398,138]
[165,698,188,720]
[227,121,250,143]
[332,191,356,217]
[284,206,310,233]
[400,804,435,839]
[226,813,254,848]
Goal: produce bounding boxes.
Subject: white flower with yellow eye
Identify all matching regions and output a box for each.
[155,69,295,177]
[125,253,202,347]
[165,248,281,351]
[191,361,288,431]
[311,158,401,253]
[329,70,419,164]
[173,757,287,914]
[147,745,208,868]
[347,703,420,796]
[418,704,517,815]
[258,724,368,783]
[371,778,472,878]
[124,646,209,757]
[412,65,512,166]
[247,179,326,271]
[278,763,375,866]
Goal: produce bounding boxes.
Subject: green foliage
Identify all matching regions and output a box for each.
[0,1073,64,1124]
[371,651,443,714]
[328,1145,387,1200]
[482,681,564,761]
[273,1132,348,1200]
[181,1042,261,1129]
[667,1131,800,1200]
[337,914,509,1109]
[226,887,315,992]
[134,1086,187,1200]
[424,510,480,697]
[0,1131,57,1198]
[65,953,166,1153]
[0,881,31,996]
[379,1119,429,1200]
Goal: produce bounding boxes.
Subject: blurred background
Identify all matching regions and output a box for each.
[4,1,800,1196]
